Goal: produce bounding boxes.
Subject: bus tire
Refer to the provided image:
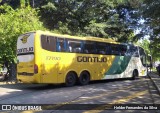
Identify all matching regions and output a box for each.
[65,72,76,87]
[132,70,138,80]
[79,71,90,85]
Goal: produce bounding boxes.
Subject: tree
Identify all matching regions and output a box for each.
[37,0,136,42]
[0,5,45,77]
[139,0,160,60]
[0,0,20,8]
[137,39,150,55]
[141,0,160,36]
[1,0,139,42]
[114,0,160,60]
[149,38,160,61]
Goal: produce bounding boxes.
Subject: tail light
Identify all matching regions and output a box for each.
[34,64,38,74]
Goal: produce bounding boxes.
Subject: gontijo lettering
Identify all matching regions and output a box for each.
[77,56,107,62]
[17,47,33,54]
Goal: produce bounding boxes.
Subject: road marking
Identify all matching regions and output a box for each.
[21,111,34,113]
[83,90,148,113]
[80,97,91,98]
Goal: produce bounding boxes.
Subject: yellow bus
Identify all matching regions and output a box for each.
[17,30,147,86]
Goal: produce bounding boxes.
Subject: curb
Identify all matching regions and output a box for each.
[0,81,18,85]
[148,73,160,96]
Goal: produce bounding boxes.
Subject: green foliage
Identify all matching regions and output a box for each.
[38,0,135,42]
[1,0,159,65]
[1,0,137,43]
[141,0,160,40]
[150,38,160,61]
[137,39,150,55]
[137,39,160,61]
[139,0,160,60]
[0,5,45,68]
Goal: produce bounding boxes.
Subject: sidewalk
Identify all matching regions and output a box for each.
[0,79,18,85]
[148,72,160,95]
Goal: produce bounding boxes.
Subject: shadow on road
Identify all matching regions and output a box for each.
[0,77,144,90]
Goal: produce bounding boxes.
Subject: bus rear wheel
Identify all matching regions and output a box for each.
[65,72,76,87]
[79,71,90,85]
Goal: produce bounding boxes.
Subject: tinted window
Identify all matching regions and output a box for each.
[96,42,106,54]
[105,43,112,55]
[119,45,127,56]
[67,39,82,53]
[41,35,56,52]
[56,38,66,52]
[110,44,120,55]
[130,46,139,57]
[125,45,138,57]
[83,41,96,54]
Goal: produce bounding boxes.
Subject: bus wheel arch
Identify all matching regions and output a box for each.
[65,71,78,87]
[79,70,90,85]
[132,69,139,80]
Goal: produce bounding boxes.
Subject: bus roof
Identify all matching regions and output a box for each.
[35,30,118,44]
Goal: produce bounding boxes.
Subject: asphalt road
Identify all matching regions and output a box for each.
[0,77,160,113]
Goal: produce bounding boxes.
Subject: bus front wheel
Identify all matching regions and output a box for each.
[79,71,90,85]
[65,72,76,87]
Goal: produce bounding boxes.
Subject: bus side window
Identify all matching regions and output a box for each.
[126,45,139,57]
[41,35,56,52]
[67,39,82,53]
[111,44,120,55]
[126,45,131,56]
[106,43,111,55]
[96,42,106,54]
[69,45,72,52]
[83,41,96,54]
[130,46,139,57]
[56,38,65,52]
[119,45,127,56]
